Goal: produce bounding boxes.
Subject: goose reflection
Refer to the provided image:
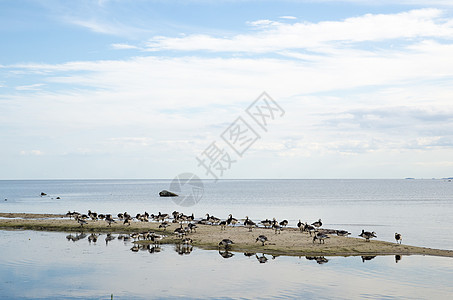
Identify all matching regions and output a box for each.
[306,256,329,264]
[175,243,193,255]
[117,234,131,243]
[256,254,268,263]
[243,252,255,258]
[66,233,87,242]
[219,250,234,259]
[147,244,162,254]
[361,256,376,263]
[88,233,99,244]
[130,244,148,252]
[105,233,116,245]
[395,255,402,263]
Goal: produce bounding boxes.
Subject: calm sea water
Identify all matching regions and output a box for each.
[0,230,452,300]
[0,179,453,299]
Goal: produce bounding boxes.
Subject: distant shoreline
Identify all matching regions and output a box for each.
[1,213,452,258]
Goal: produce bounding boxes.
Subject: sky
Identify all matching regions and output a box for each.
[1,0,453,179]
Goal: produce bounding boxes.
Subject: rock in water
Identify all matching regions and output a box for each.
[159,190,178,197]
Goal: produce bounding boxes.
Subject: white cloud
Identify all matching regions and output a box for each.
[111,43,140,50]
[15,83,45,91]
[20,150,44,156]
[279,16,297,20]
[146,9,453,54]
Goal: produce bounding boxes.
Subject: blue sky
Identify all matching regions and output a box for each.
[1,0,453,179]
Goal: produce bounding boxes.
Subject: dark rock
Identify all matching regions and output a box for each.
[159,190,178,197]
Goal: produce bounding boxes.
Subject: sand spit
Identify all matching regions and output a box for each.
[1,213,452,257]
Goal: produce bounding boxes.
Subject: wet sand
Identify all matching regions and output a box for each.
[1,212,452,257]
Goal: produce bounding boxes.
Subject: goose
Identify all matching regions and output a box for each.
[159,221,170,230]
[123,217,132,226]
[158,212,169,222]
[188,223,198,233]
[255,235,268,246]
[395,233,402,244]
[178,213,188,223]
[260,219,272,228]
[130,244,140,252]
[297,219,304,231]
[218,238,234,249]
[174,225,186,238]
[227,214,239,226]
[279,219,288,227]
[88,210,98,221]
[187,213,195,223]
[304,222,316,236]
[359,230,377,242]
[272,218,281,234]
[311,219,322,228]
[313,233,330,244]
[219,220,227,230]
[75,216,88,227]
[206,213,220,225]
[105,215,116,227]
[336,230,351,236]
[244,216,256,232]
[117,213,124,220]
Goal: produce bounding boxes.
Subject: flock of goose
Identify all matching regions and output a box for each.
[66,210,403,251]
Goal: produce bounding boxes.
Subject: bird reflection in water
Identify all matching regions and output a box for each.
[66,233,87,242]
[243,252,255,258]
[306,256,329,264]
[105,233,116,245]
[88,233,99,244]
[361,256,376,263]
[256,254,268,263]
[117,234,131,243]
[219,250,234,259]
[395,255,402,263]
[175,243,193,255]
[130,244,148,252]
[147,244,162,254]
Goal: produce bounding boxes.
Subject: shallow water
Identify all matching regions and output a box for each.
[0,230,452,299]
[1,179,452,249]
